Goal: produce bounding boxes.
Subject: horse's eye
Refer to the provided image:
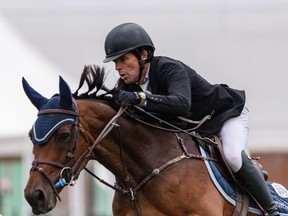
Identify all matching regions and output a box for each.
[57,132,71,143]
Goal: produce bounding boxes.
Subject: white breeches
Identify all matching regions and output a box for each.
[219,107,250,173]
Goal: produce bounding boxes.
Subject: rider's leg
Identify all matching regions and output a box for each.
[219,107,279,216]
[235,151,279,216]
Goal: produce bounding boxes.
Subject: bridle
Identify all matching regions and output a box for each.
[29,102,127,202]
[29,102,215,216]
[30,105,81,201]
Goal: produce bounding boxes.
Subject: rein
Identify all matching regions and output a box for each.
[131,105,217,146]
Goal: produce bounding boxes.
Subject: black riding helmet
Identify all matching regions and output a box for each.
[103,23,155,63]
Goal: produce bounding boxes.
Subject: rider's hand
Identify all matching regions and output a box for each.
[114,90,140,106]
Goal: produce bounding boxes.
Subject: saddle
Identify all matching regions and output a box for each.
[196,134,271,216]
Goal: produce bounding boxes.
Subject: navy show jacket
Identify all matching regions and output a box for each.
[117,56,245,135]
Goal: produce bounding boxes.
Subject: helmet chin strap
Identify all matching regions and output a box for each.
[135,49,153,83]
[137,59,146,83]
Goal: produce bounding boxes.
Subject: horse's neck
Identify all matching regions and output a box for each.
[101,123,186,184]
[78,100,192,185]
[107,129,190,185]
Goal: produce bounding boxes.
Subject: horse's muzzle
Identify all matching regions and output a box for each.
[24,186,57,215]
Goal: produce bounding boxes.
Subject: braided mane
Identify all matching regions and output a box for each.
[73,65,108,99]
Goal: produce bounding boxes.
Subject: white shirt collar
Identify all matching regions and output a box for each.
[139,64,150,93]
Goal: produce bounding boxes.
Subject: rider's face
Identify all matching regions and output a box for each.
[114,52,140,85]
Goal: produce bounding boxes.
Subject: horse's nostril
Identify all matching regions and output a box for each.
[34,189,46,203]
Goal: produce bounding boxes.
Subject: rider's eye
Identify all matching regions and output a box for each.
[57,132,71,143]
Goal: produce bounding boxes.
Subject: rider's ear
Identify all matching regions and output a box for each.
[141,50,148,61]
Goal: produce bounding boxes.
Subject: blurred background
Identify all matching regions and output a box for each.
[0,0,288,215]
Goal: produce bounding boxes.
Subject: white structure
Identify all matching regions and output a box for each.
[0,16,87,216]
[1,1,288,215]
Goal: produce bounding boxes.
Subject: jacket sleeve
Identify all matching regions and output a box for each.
[145,62,191,116]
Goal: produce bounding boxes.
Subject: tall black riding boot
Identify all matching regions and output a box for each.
[234,151,280,216]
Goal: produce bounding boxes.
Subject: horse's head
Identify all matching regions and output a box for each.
[22,76,88,214]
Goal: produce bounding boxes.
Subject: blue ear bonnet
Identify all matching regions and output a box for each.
[32,96,77,145]
[22,76,78,145]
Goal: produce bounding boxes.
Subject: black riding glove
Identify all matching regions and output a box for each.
[115,90,140,106]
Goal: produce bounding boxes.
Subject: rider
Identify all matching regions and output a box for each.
[103,22,280,216]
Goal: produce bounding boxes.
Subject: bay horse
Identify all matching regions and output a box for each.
[23,65,260,216]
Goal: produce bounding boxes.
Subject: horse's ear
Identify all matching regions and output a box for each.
[59,76,73,108]
[22,77,48,110]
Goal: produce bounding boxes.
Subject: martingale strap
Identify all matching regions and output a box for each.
[132,133,215,193]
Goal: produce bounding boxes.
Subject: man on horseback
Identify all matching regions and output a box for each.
[103,22,280,216]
